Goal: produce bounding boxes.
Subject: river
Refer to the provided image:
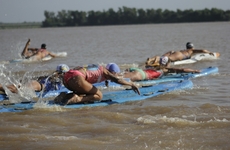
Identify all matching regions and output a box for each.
[0,22,229,150]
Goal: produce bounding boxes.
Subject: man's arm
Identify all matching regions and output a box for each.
[193,49,214,55]
[48,51,56,58]
[166,67,200,73]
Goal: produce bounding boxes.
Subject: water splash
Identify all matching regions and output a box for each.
[36,74,53,103]
[0,64,37,103]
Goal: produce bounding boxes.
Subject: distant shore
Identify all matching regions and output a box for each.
[0,22,42,29]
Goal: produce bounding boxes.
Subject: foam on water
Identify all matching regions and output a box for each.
[137,114,230,125]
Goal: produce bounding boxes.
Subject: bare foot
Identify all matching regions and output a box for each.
[145,58,150,65]
[147,57,157,65]
[54,92,67,104]
[66,94,81,105]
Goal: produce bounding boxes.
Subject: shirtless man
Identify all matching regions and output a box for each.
[0,74,63,94]
[122,65,199,82]
[21,39,56,61]
[0,80,43,94]
[145,42,215,67]
[156,56,200,74]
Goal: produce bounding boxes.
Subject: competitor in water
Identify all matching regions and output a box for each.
[54,64,140,105]
[21,39,56,61]
[0,74,62,94]
[117,62,200,82]
[145,42,216,67]
[122,67,164,81]
[153,56,200,74]
[105,63,163,82]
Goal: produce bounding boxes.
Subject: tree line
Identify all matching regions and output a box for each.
[42,7,230,27]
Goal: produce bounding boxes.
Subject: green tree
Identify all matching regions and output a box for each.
[123,7,137,24]
[70,10,87,26]
[146,9,156,23]
[137,8,147,24]
[42,11,57,27]
[42,7,230,27]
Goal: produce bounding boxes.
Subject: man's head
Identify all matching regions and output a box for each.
[186,42,194,49]
[41,43,46,49]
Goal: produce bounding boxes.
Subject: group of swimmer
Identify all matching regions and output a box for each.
[0,40,218,105]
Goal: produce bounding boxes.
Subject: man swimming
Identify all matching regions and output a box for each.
[21,39,56,61]
[145,42,215,67]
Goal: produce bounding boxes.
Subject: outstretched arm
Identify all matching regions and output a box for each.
[192,49,214,56]
[166,67,200,74]
[48,51,56,58]
[0,84,18,93]
[104,68,140,95]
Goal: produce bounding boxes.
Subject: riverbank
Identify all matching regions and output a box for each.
[0,22,41,29]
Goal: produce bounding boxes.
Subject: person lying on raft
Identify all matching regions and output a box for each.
[118,61,200,82]
[53,63,140,105]
[0,74,63,95]
[152,56,200,74]
[145,42,217,67]
[21,39,56,61]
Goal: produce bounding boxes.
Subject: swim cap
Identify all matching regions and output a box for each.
[106,63,120,73]
[41,43,46,49]
[160,56,169,65]
[186,42,194,49]
[56,64,70,73]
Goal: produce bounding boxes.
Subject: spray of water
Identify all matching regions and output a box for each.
[0,64,38,103]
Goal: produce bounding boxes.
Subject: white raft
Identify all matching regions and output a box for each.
[171,52,220,65]
[9,52,67,63]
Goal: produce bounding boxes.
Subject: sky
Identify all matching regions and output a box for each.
[0,0,229,23]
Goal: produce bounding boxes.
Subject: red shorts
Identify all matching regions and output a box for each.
[145,69,163,80]
[63,69,85,84]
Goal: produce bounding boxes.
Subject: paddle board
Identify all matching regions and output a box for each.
[0,80,193,112]
[42,52,67,61]
[164,66,218,79]
[0,66,218,101]
[8,52,67,63]
[171,52,220,65]
[0,94,7,101]
[94,66,218,88]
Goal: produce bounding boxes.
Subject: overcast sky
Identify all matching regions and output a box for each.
[1,0,229,23]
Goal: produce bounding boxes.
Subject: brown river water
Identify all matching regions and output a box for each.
[0,22,230,150]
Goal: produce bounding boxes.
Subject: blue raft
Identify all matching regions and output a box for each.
[1,80,193,112]
[94,66,218,88]
[0,66,218,101]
